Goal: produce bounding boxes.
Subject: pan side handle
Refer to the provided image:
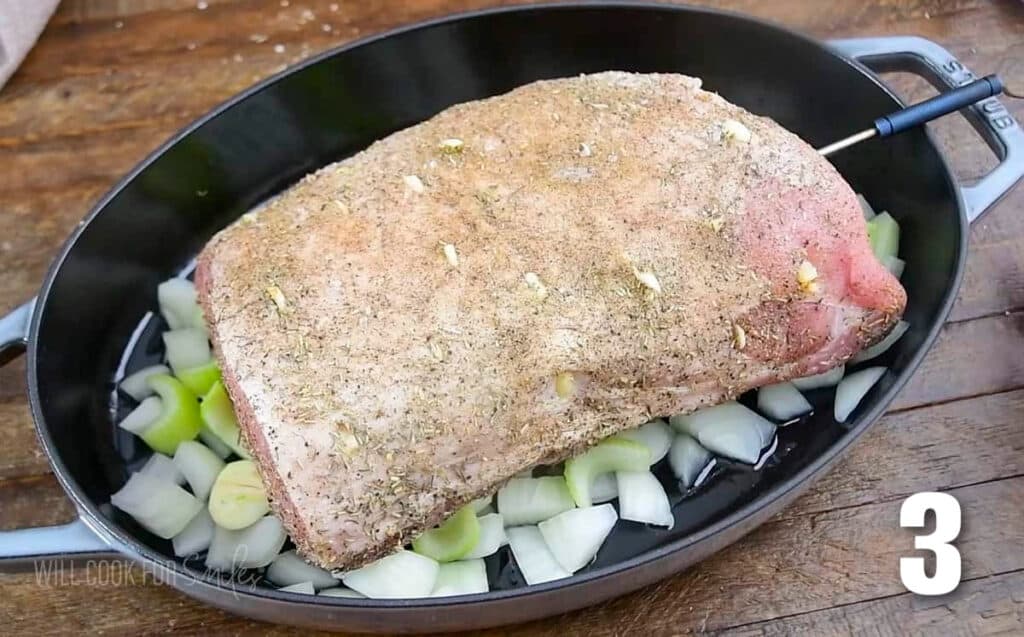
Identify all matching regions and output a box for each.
[0,518,120,571]
[0,298,34,367]
[0,298,123,569]
[830,36,1024,224]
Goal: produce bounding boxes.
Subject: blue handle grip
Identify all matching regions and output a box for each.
[874,75,1004,137]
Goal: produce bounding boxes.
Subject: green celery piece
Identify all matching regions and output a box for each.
[412,505,481,562]
[200,381,251,459]
[176,360,222,396]
[141,374,202,455]
[867,212,900,261]
[564,437,650,507]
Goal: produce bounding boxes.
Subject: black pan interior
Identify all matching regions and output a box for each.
[30,3,962,598]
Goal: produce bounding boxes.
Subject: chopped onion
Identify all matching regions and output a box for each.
[463,513,507,559]
[537,504,617,573]
[616,471,674,528]
[791,365,845,391]
[277,581,315,595]
[119,365,171,401]
[341,550,439,599]
[412,505,480,562]
[208,460,270,530]
[163,329,212,375]
[506,526,571,585]
[616,419,673,465]
[563,437,649,507]
[111,471,202,539]
[205,515,287,571]
[138,453,185,485]
[497,477,575,526]
[670,401,776,464]
[850,321,909,365]
[757,381,813,421]
[469,495,493,513]
[198,427,233,459]
[857,194,876,220]
[158,278,205,330]
[172,507,215,557]
[835,367,886,423]
[319,587,365,598]
[753,435,779,471]
[174,440,225,501]
[590,472,619,503]
[668,434,713,488]
[881,255,905,279]
[118,396,163,435]
[267,550,339,590]
[430,559,489,597]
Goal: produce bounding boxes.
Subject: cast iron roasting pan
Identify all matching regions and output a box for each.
[0,3,1021,633]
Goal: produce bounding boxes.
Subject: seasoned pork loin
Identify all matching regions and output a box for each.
[196,72,906,569]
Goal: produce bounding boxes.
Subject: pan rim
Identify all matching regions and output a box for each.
[24,0,968,611]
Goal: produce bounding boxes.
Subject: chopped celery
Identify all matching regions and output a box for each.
[200,381,251,459]
[867,212,900,261]
[563,438,650,507]
[176,360,222,397]
[208,460,270,529]
[138,374,201,455]
[412,505,481,562]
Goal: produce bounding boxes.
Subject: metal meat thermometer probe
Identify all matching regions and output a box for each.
[818,75,1007,156]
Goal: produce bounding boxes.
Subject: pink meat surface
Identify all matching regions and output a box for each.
[195,72,905,569]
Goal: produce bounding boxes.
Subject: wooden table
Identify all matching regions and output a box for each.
[1,0,1022,634]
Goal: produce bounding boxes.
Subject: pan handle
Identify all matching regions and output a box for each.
[1,298,124,568]
[829,36,1024,224]
[0,517,120,571]
[0,298,35,367]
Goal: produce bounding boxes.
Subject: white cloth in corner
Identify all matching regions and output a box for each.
[0,0,61,89]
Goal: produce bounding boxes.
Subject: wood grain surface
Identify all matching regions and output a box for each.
[1,0,1022,634]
